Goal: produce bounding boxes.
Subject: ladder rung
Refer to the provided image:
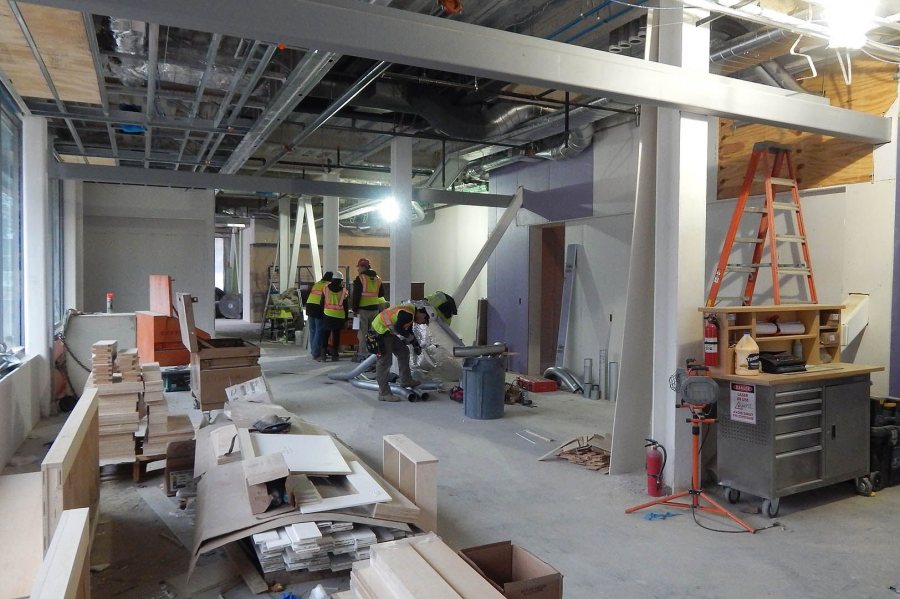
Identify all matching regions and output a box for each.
[725,265,758,273]
[769,177,796,187]
[777,266,811,275]
[726,264,811,274]
[734,236,763,243]
[745,203,799,213]
[776,235,806,243]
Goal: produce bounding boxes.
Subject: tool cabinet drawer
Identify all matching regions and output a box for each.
[775,410,822,435]
[775,428,821,454]
[775,387,823,405]
[775,398,823,417]
[775,446,822,490]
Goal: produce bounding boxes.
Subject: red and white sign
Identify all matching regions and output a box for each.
[730,382,757,424]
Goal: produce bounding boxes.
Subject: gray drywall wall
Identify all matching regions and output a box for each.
[82,184,216,334]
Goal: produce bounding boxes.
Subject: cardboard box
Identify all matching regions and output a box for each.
[165,440,196,496]
[460,541,563,599]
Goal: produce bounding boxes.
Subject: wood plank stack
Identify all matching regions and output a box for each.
[142,360,194,455]
[87,341,141,463]
[116,348,141,382]
[343,533,505,599]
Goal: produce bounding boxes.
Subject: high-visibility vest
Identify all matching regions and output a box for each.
[306,280,327,306]
[371,304,415,335]
[358,274,386,308]
[323,287,348,318]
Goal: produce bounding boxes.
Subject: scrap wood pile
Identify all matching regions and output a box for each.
[333,533,505,599]
[539,434,611,473]
[87,340,193,463]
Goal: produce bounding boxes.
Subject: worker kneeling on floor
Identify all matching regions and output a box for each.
[370,304,429,402]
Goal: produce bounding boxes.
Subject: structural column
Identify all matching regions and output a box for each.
[651,2,711,488]
[62,179,84,311]
[278,196,291,290]
[22,116,52,416]
[389,137,412,302]
[322,171,340,273]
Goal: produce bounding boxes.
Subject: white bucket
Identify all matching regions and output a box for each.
[734,333,760,376]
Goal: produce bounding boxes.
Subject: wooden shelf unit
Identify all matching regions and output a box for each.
[701,304,843,376]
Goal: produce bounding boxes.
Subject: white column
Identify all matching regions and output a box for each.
[62,179,83,310]
[390,137,412,303]
[22,116,52,416]
[323,172,340,273]
[651,2,711,489]
[278,196,291,290]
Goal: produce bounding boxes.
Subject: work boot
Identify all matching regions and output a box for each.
[313,355,324,363]
[399,379,422,388]
[331,352,340,362]
[378,393,400,402]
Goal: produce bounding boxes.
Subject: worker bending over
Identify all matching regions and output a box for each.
[369,304,429,402]
[305,271,332,361]
[351,257,386,361]
[424,290,457,324]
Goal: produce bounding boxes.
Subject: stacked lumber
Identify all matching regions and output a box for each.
[116,348,141,382]
[345,533,505,599]
[87,341,141,463]
[142,413,194,456]
[251,523,406,575]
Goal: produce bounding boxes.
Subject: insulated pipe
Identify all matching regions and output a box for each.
[328,354,377,380]
[452,343,508,358]
[350,378,416,401]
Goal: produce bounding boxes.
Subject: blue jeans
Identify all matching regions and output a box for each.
[308,317,323,357]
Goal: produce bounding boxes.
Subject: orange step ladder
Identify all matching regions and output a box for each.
[706,142,818,307]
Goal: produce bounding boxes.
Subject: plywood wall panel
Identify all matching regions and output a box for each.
[717,57,897,199]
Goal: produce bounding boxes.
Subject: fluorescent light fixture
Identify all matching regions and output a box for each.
[379,197,400,223]
[225,223,246,229]
[822,0,878,49]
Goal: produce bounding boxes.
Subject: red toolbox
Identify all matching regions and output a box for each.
[516,376,558,393]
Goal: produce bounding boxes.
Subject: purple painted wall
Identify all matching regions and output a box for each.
[487,147,595,373]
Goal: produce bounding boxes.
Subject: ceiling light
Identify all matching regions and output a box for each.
[380,198,400,223]
[822,0,878,49]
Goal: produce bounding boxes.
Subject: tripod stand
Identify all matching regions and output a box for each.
[625,403,756,533]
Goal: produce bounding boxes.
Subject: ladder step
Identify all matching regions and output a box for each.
[769,177,797,187]
[745,202,799,213]
[734,236,763,243]
[725,265,758,273]
[726,264,810,274]
[776,235,806,243]
[777,266,811,275]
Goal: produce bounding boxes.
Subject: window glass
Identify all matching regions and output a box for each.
[0,90,23,347]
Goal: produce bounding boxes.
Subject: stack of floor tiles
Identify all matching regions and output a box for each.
[339,533,506,599]
[141,362,194,456]
[250,523,404,576]
[90,341,142,463]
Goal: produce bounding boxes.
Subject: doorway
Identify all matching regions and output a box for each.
[528,224,566,374]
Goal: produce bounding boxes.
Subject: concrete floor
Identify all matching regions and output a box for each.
[8,319,900,598]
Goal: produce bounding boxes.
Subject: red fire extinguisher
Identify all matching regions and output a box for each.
[645,439,666,497]
[704,315,719,367]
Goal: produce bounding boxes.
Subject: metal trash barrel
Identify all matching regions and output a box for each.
[462,356,505,419]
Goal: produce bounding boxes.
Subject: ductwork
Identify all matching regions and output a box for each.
[406,90,554,140]
[710,28,791,68]
[535,125,594,161]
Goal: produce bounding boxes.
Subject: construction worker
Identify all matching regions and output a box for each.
[321,271,349,361]
[424,291,457,324]
[305,271,332,361]
[369,304,429,402]
[351,257,386,361]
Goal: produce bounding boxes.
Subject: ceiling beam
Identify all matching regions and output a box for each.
[17,0,892,144]
[49,163,512,207]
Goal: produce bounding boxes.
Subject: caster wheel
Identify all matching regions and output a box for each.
[762,498,780,518]
[871,472,883,491]
[726,487,741,504]
[855,476,873,496]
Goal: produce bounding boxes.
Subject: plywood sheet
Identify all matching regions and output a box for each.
[0,472,44,599]
[30,508,91,599]
[0,4,100,104]
[299,461,391,514]
[253,433,351,475]
[717,57,897,199]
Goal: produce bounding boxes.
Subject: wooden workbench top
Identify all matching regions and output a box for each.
[711,363,884,385]
[699,304,845,313]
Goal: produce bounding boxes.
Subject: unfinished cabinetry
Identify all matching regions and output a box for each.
[701,304,843,375]
[383,434,438,532]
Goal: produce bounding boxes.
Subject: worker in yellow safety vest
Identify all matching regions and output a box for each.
[351,257,387,361]
[320,271,349,361]
[369,304,429,402]
[304,271,332,361]
[424,291,457,324]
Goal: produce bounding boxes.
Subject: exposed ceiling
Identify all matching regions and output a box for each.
[2,0,898,214]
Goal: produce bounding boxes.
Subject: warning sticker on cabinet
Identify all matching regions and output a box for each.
[730,383,757,424]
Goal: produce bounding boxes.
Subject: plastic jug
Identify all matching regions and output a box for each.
[734,333,759,376]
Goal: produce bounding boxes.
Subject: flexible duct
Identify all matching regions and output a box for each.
[543,366,585,394]
[535,125,594,161]
[351,379,416,401]
[452,344,508,358]
[406,90,554,140]
[328,354,377,380]
[709,28,791,68]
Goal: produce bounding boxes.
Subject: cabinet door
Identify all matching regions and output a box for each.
[823,381,869,481]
